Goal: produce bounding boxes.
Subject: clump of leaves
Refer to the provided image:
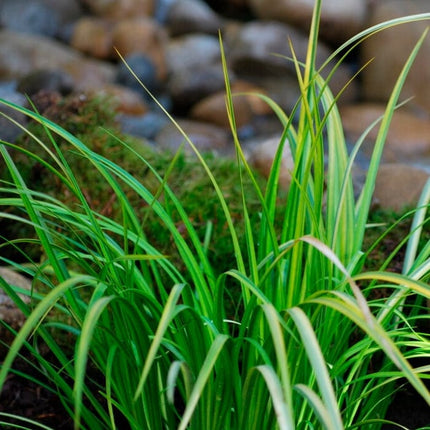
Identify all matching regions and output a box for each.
[1,4,430,428]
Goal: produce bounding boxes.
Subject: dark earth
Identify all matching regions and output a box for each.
[0,355,429,429]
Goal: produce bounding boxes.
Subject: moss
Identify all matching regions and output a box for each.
[0,92,269,276]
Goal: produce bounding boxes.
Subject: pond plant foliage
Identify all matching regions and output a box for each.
[0,1,430,429]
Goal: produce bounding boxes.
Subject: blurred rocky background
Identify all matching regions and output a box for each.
[0,0,429,210]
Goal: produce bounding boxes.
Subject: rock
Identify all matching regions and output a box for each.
[17,70,74,97]
[167,63,228,112]
[0,267,32,336]
[248,0,367,44]
[361,0,430,112]
[118,111,169,140]
[226,20,355,105]
[38,0,84,25]
[247,136,294,189]
[0,82,28,142]
[81,0,154,19]
[155,0,177,23]
[70,17,113,59]
[166,34,221,73]
[246,75,302,116]
[116,54,161,96]
[206,0,250,19]
[0,0,60,38]
[227,21,317,77]
[112,18,168,81]
[190,81,272,128]
[0,30,116,90]
[0,267,34,357]
[36,0,85,42]
[373,163,429,211]
[166,0,224,36]
[340,103,430,162]
[66,60,116,92]
[155,119,230,154]
[90,84,149,115]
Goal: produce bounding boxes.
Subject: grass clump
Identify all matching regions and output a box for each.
[0,2,430,429]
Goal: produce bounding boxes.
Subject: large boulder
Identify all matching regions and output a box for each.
[81,0,154,19]
[226,21,356,106]
[155,119,231,154]
[112,18,168,81]
[248,136,294,190]
[341,103,430,162]
[167,63,228,112]
[248,0,367,45]
[0,84,28,142]
[0,0,61,38]
[166,34,221,73]
[165,0,223,36]
[361,0,430,113]
[0,30,116,91]
[373,163,429,211]
[71,17,113,59]
[0,267,32,355]
[190,81,271,128]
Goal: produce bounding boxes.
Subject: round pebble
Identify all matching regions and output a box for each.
[17,70,74,97]
[116,54,160,95]
[0,0,60,38]
[118,112,169,140]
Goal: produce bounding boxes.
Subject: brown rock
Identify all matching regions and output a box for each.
[190,81,272,128]
[244,75,302,116]
[0,30,116,89]
[65,59,116,92]
[373,163,429,211]
[0,267,32,354]
[82,0,154,19]
[361,0,430,112]
[248,0,367,44]
[155,119,230,154]
[71,17,113,59]
[91,84,149,115]
[340,103,430,162]
[166,0,223,36]
[112,18,168,80]
[248,136,294,189]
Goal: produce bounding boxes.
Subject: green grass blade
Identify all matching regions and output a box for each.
[255,365,295,430]
[133,283,185,400]
[178,334,229,430]
[261,303,294,422]
[73,293,114,429]
[288,307,344,430]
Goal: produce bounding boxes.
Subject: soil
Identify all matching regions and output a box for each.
[1,358,429,429]
[383,385,430,429]
[0,356,74,430]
